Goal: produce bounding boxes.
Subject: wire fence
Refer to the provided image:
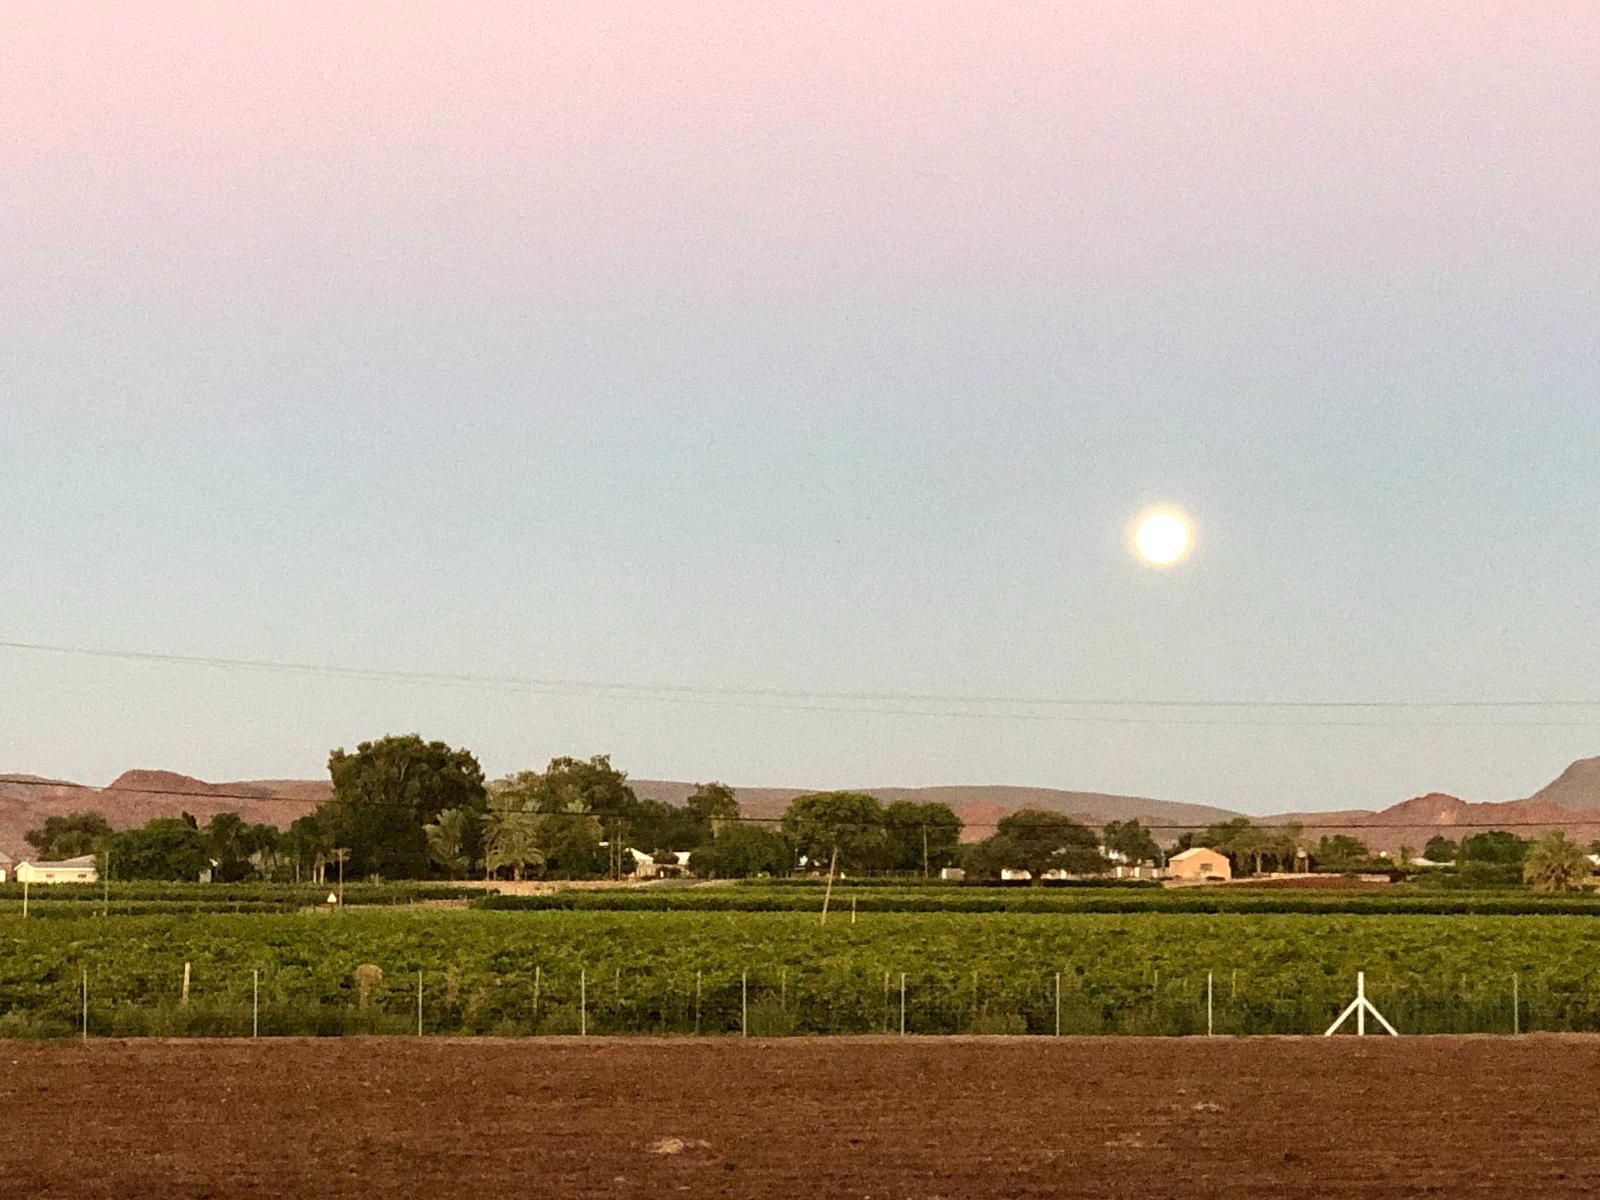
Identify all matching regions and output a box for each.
[0,962,1570,1040]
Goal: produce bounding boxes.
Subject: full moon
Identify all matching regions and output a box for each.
[1133,510,1192,566]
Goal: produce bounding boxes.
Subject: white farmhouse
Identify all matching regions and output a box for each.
[14,854,99,884]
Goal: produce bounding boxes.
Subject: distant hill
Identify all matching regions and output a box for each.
[2,756,1597,861]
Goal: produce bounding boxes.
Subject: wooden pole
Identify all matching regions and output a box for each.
[819,844,840,926]
[417,970,424,1037]
[1357,971,1366,1037]
[1207,971,1214,1037]
[22,879,28,919]
[741,971,748,1037]
[694,971,701,1035]
[82,968,88,1042]
[181,962,191,1006]
[580,969,587,1037]
[253,970,260,1038]
[899,973,907,1036]
[1513,974,1520,1035]
[1055,972,1061,1037]
[851,896,857,925]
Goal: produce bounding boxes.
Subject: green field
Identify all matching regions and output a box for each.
[4,907,1599,1038]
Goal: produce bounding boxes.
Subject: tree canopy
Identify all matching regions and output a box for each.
[25,811,113,861]
[781,791,887,872]
[963,809,1105,885]
[1103,819,1161,866]
[325,735,488,879]
[108,816,211,882]
[1523,830,1590,893]
[883,801,963,875]
[689,823,792,879]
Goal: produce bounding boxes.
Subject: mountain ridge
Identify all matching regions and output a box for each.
[1,756,1596,859]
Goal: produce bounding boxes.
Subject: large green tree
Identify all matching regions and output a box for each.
[884,801,963,875]
[1423,835,1459,863]
[963,809,1105,885]
[1460,830,1531,865]
[108,816,211,882]
[780,791,887,873]
[686,782,740,833]
[324,735,488,879]
[536,755,637,879]
[25,811,113,861]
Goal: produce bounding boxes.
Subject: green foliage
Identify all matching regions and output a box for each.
[325,735,488,879]
[25,811,113,860]
[107,818,211,882]
[1314,834,1373,871]
[686,782,740,830]
[781,791,887,872]
[1460,830,1532,866]
[883,801,963,874]
[1423,836,1459,863]
[962,809,1105,884]
[1102,820,1161,865]
[6,908,1600,1037]
[1522,831,1591,894]
[689,824,792,879]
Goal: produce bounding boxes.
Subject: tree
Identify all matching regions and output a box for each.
[204,812,256,882]
[884,801,963,875]
[1102,820,1161,866]
[538,755,637,880]
[1523,831,1590,894]
[780,791,887,873]
[425,808,474,878]
[1423,835,1458,863]
[324,735,487,879]
[488,770,605,879]
[25,811,113,861]
[685,782,740,835]
[1397,843,1416,867]
[1459,830,1530,866]
[963,809,1105,885]
[1201,817,1270,875]
[285,813,333,884]
[1315,834,1371,871]
[108,817,211,882]
[689,824,792,879]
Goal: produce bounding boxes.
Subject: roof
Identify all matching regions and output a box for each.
[1169,847,1225,862]
[19,855,97,869]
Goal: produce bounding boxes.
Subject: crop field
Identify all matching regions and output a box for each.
[6,907,1600,1037]
[6,1036,1600,1199]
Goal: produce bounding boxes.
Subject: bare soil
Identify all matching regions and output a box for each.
[3,1036,1597,1198]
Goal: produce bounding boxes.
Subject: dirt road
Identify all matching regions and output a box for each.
[3,1036,1596,1197]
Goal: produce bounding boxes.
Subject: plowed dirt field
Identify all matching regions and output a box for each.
[3,1036,1596,1198]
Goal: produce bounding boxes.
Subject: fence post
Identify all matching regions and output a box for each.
[580,969,587,1037]
[1513,974,1520,1035]
[22,879,27,919]
[417,970,424,1037]
[1151,969,1158,1022]
[253,969,260,1039]
[883,972,890,1034]
[694,971,702,1035]
[533,965,541,1023]
[181,962,191,1007]
[81,968,88,1042]
[1207,971,1214,1037]
[899,973,907,1036]
[781,968,787,1012]
[1054,972,1061,1037]
[741,971,748,1038]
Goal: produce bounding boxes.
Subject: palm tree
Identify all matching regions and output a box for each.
[1523,831,1590,894]
[424,808,472,879]
[484,808,545,881]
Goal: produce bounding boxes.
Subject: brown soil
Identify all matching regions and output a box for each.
[3,1036,1598,1198]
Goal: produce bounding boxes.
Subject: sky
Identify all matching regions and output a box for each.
[2,2,1598,811]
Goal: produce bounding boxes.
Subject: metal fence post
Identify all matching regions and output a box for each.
[741,971,748,1037]
[534,965,542,1023]
[899,973,907,1036]
[1513,974,1520,1035]
[417,970,424,1037]
[580,969,587,1037]
[253,969,260,1039]
[1054,972,1061,1037]
[1207,971,1214,1037]
[694,971,702,1034]
[81,967,88,1042]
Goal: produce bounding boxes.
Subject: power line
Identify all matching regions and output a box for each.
[3,776,1596,834]
[4,638,1600,728]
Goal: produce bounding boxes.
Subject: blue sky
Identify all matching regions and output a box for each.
[2,2,1597,809]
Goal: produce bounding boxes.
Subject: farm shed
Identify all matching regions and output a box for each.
[1165,847,1232,883]
[14,855,99,884]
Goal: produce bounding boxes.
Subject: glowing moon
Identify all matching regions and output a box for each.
[1133,510,1192,566]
